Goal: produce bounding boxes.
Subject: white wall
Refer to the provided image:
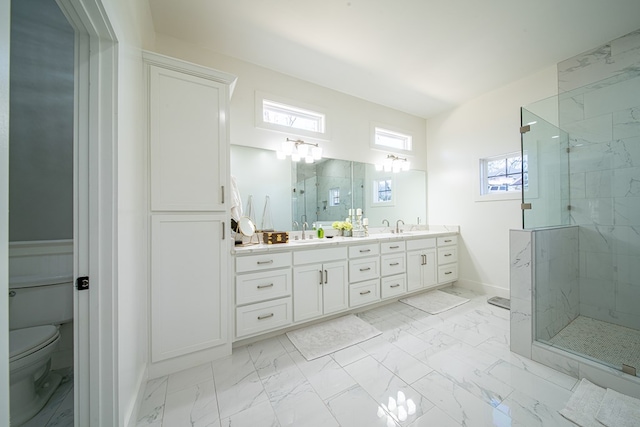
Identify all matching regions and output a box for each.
[426,66,558,294]
[101,0,155,425]
[151,34,427,171]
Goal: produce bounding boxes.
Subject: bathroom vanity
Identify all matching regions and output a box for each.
[233,229,458,342]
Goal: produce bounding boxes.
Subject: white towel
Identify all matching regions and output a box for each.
[230,175,243,223]
[596,388,640,427]
[559,378,606,427]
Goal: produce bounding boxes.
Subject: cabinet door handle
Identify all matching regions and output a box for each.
[390,284,400,288]
[221,185,225,204]
[319,270,323,285]
[257,313,274,320]
[324,269,328,284]
[257,260,273,265]
[359,267,371,271]
[257,283,274,289]
[444,253,452,257]
[359,249,371,253]
[222,221,225,240]
[421,254,426,265]
[390,262,400,266]
[359,290,371,295]
[390,245,399,249]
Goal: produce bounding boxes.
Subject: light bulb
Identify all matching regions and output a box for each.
[312,146,322,160]
[402,161,410,171]
[282,140,294,155]
[297,144,309,157]
[291,153,301,162]
[276,150,286,160]
[375,163,383,171]
[305,155,313,163]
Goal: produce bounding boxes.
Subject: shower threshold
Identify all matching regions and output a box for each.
[546,316,640,377]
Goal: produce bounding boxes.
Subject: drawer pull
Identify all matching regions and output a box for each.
[257,313,274,320]
[257,260,274,265]
[390,262,400,266]
[257,283,274,289]
[444,271,453,275]
[444,253,452,257]
[390,245,399,249]
[444,239,452,243]
[359,249,371,253]
[359,290,371,295]
[390,284,400,288]
[359,267,371,271]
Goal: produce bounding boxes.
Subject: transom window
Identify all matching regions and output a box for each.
[374,127,412,152]
[260,97,326,135]
[481,152,528,195]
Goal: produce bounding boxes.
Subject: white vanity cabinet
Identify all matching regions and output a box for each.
[145,52,237,366]
[437,235,459,284]
[348,243,380,307]
[235,252,293,339]
[406,238,437,292]
[293,247,348,322]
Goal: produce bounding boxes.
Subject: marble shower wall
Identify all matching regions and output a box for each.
[534,226,580,341]
[558,29,640,330]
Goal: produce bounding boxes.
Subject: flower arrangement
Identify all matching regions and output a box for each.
[332,221,353,231]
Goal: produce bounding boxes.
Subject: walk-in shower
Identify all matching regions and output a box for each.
[518,28,640,380]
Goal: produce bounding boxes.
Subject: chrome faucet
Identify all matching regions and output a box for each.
[382,219,390,227]
[396,219,404,234]
[302,222,308,240]
[293,221,299,230]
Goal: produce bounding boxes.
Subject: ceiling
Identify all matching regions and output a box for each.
[148,0,640,118]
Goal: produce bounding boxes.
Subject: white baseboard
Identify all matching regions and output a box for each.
[454,278,510,299]
[125,364,148,427]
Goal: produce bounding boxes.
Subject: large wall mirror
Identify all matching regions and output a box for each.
[231,145,426,231]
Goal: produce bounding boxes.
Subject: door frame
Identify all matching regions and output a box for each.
[56,0,118,424]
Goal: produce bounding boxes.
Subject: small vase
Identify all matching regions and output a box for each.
[337,229,344,237]
[343,229,352,237]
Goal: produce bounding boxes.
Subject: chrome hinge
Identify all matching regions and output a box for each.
[521,203,532,210]
[520,125,531,134]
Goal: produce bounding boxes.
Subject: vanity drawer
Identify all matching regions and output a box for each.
[437,235,457,247]
[236,297,292,338]
[381,241,405,254]
[294,247,348,265]
[349,280,380,307]
[236,269,291,305]
[236,252,291,273]
[438,264,458,283]
[406,238,436,251]
[381,253,405,277]
[348,243,380,258]
[437,246,458,264]
[381,274,406,299]
[349,257,380,283]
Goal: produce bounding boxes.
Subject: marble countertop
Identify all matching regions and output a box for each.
[232,225,459,254]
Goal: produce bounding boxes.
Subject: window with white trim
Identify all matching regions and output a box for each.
[480,152,528,195]
[256,93,327,138]
[373,178,393,204]
[374,127,412,152]
[329,187,340,207]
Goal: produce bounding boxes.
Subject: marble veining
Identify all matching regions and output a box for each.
[137,286,597,426]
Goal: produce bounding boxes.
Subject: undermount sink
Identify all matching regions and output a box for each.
[289,239,320,244]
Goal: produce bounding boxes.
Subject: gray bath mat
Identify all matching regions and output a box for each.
[286,314,381,361]
[399,289,469,314]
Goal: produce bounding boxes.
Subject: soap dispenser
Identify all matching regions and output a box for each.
[317,224,324,238]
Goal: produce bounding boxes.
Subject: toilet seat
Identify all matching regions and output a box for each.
[9,325,59,362]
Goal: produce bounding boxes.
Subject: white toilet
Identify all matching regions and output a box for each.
[8,280,73,426]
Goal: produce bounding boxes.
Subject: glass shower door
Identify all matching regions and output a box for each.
[520,107,570,230]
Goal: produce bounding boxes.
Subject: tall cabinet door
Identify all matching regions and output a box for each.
[406,251,424,291]
[151,215,227,362]
[149,65,227,212]
[293,264,324,322]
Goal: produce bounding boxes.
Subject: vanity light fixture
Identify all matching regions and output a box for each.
[375,154,410,173]
[276,138,322,163]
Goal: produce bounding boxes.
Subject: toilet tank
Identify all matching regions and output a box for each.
[8,280,74,330]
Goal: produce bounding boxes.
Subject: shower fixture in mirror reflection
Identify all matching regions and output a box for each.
[276,138,323,163]
[375,154,410,173]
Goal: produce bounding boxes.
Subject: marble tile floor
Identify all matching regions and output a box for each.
[21,367,74,427]
[136,286,582,427]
